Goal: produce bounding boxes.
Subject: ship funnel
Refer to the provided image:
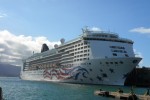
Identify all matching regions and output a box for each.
[60,38,65,44]
[41,43,49,53]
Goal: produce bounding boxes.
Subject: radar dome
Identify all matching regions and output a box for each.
[54,44,58,48]
[60,38,65,44]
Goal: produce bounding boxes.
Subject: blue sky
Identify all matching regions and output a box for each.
[0,0,150,66]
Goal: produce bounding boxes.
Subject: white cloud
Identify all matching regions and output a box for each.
[0,30,60,66]
[90,27,102,31]
[0,12,7,18]
[130,27,150,35]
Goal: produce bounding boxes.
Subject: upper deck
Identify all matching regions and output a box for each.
[57,28,133,49]
[81,29,133,44]
[28,28,133,60]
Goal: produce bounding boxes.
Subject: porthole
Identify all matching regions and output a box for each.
[110,62,113,64]
[120,61,123,64]
[115,62,118,64]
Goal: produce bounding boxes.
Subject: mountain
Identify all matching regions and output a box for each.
[0,63,21,77]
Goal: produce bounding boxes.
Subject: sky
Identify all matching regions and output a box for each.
[0,0,150,67]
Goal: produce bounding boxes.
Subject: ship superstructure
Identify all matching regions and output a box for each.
[21,28,141,85]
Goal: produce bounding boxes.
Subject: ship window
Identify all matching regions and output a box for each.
[113,53,117,56]
[125,54,129,57]
[84,54,87,56]
[115,62,118,64]
[84,50,87,52]
[102,73,107,77]
[110,62,113,64]
[100,62,102,64]
[106,62,109,64]
[133,60,138,64]
[83,58,87,60]
[80,55,83,57]
[81,47,83,49]
[124,51,127,53]
[110,46,125,49]
[78,44,80,46]
[80,51,83,53]
[84,41,88,44]
[120,61,123,64]
[89,63,91,65]
[84,46,87,48]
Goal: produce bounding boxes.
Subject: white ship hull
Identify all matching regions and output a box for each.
[21,57,141,85]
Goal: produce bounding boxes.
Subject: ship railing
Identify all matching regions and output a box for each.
[60,59,73,63]
[61,53,70,57]
[58,45,74,52]
[60,56,74,60]
[134,53,141,57]
[29,56,60,63]
[29,53,61,62]
[82,30,118,36]
[69,50,75,54]
[119,38,133,43]
[30,57,61,64]
[65,48,74,52]
[58,38,81,50]
[30,59,61,65]
[83,35,133,44]
[57,50,68,55]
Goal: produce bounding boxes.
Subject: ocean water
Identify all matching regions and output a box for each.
[0,77,148,100]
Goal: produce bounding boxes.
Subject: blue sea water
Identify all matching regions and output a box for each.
[0,77,148,100]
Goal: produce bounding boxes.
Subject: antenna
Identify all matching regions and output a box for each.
[82,28,85,33]
[82,26,89,34]
[85,26,89,31]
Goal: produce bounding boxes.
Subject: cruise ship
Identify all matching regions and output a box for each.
[21,28,142,85]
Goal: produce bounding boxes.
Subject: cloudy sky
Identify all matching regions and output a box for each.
[0,0,150,67]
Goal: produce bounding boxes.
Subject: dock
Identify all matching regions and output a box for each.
[0,87,3,100]
[94,90,150,100]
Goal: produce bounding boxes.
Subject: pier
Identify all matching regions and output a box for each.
[0,87,3,100]
[94,90,150,100]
